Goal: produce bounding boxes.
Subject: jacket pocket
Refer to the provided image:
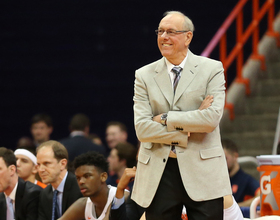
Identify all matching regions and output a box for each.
[200,147,223,160]
[138,152,150,164]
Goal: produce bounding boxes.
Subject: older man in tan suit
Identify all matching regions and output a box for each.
[132,11,231,220]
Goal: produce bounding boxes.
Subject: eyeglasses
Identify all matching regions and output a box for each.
[155,29,189,36]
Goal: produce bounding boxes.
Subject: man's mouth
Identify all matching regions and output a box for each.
[162,43,172,46]
[80,188,87,193]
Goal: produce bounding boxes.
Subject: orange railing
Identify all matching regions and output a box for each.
[201,0,280,120]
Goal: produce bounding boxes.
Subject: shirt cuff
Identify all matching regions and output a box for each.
[111,196,125,210]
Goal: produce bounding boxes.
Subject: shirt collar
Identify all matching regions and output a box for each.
[164,53,188,73]
[53,171,68,193]
[70,131,86,137]
[4,182,18,201]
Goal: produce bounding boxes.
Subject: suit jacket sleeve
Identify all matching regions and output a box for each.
[167,61,225,133]
[0,193,7,220]
[110,202,128,220]
[23,185,42,220]
[62,172,83,214]
[38,186,52,220]
[15,179,42,220]
[133,69,189,147]
[110,192,145,220]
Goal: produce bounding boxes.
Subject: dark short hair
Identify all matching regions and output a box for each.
[115,142,137,168]
[0,147,16,167]
[37,140,68,161]
[69,113,90,131]
[106,121,127,132]
[221,139,238,154]
[16,137,36,155]
[74,151,108,174]
[31,113,53,127]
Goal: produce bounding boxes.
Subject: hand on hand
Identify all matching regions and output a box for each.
[152,114,162,123]
[199,95,213,110]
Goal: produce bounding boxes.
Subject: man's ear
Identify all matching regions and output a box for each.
[233,152,239,162]
[121,131,128,142]
[32,164,38,175]
[100,172,108,183]
[185,31,193,47]
[9,164,17,176]
[119,159,127,167]
[84,126,90,136]
[48,126,53,135]
[60,158,68,170]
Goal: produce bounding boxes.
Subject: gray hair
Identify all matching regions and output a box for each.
[163,11,195,33]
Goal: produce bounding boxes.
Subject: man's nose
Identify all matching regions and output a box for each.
[38,165,45,172]
[160,31,169,38]
[79,177,85,184]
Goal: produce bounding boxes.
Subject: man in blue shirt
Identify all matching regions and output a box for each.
[222,139,260,207]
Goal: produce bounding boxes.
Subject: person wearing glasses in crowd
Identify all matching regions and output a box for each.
[132,11,231,220]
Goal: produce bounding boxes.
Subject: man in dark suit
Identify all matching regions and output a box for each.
[60,113,106,163]
[36,140,83,220]
[0,147,42,220]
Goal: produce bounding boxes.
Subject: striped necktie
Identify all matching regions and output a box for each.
[171,66,183,93]
[6,197,14,220]
[52,190,60,220]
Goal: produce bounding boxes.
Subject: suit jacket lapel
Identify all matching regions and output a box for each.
[46,186,53,219]
[0,193,7,220]
[174,50,198,104]
[154,57,173,106]
[15,177,25,220]
[62,173,70,213]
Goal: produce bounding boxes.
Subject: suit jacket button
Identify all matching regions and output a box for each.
[163,158,166,163]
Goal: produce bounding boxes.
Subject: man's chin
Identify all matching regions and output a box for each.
[41,178,50,184]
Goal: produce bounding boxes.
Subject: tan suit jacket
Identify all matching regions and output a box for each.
[131,50,231,208]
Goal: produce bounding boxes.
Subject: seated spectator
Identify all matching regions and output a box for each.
[36,140,83,220]
[30,113,53,147]
[14,148,46,188]
[59,113,106,164]
[0,147,42,220]
[107,142,137,191]
[105,121,128,151]
[222,139,260,207]
[58,151,128,220]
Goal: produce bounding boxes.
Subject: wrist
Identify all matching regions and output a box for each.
[116,187,125,199]
[160,113,168,126]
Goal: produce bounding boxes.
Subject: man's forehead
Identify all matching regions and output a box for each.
[107,125,121,133]
[16,154,32,161]
[159,14,184,27]
[75,165,99,174]
[32,121,48,127]
[37,146,54,157]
